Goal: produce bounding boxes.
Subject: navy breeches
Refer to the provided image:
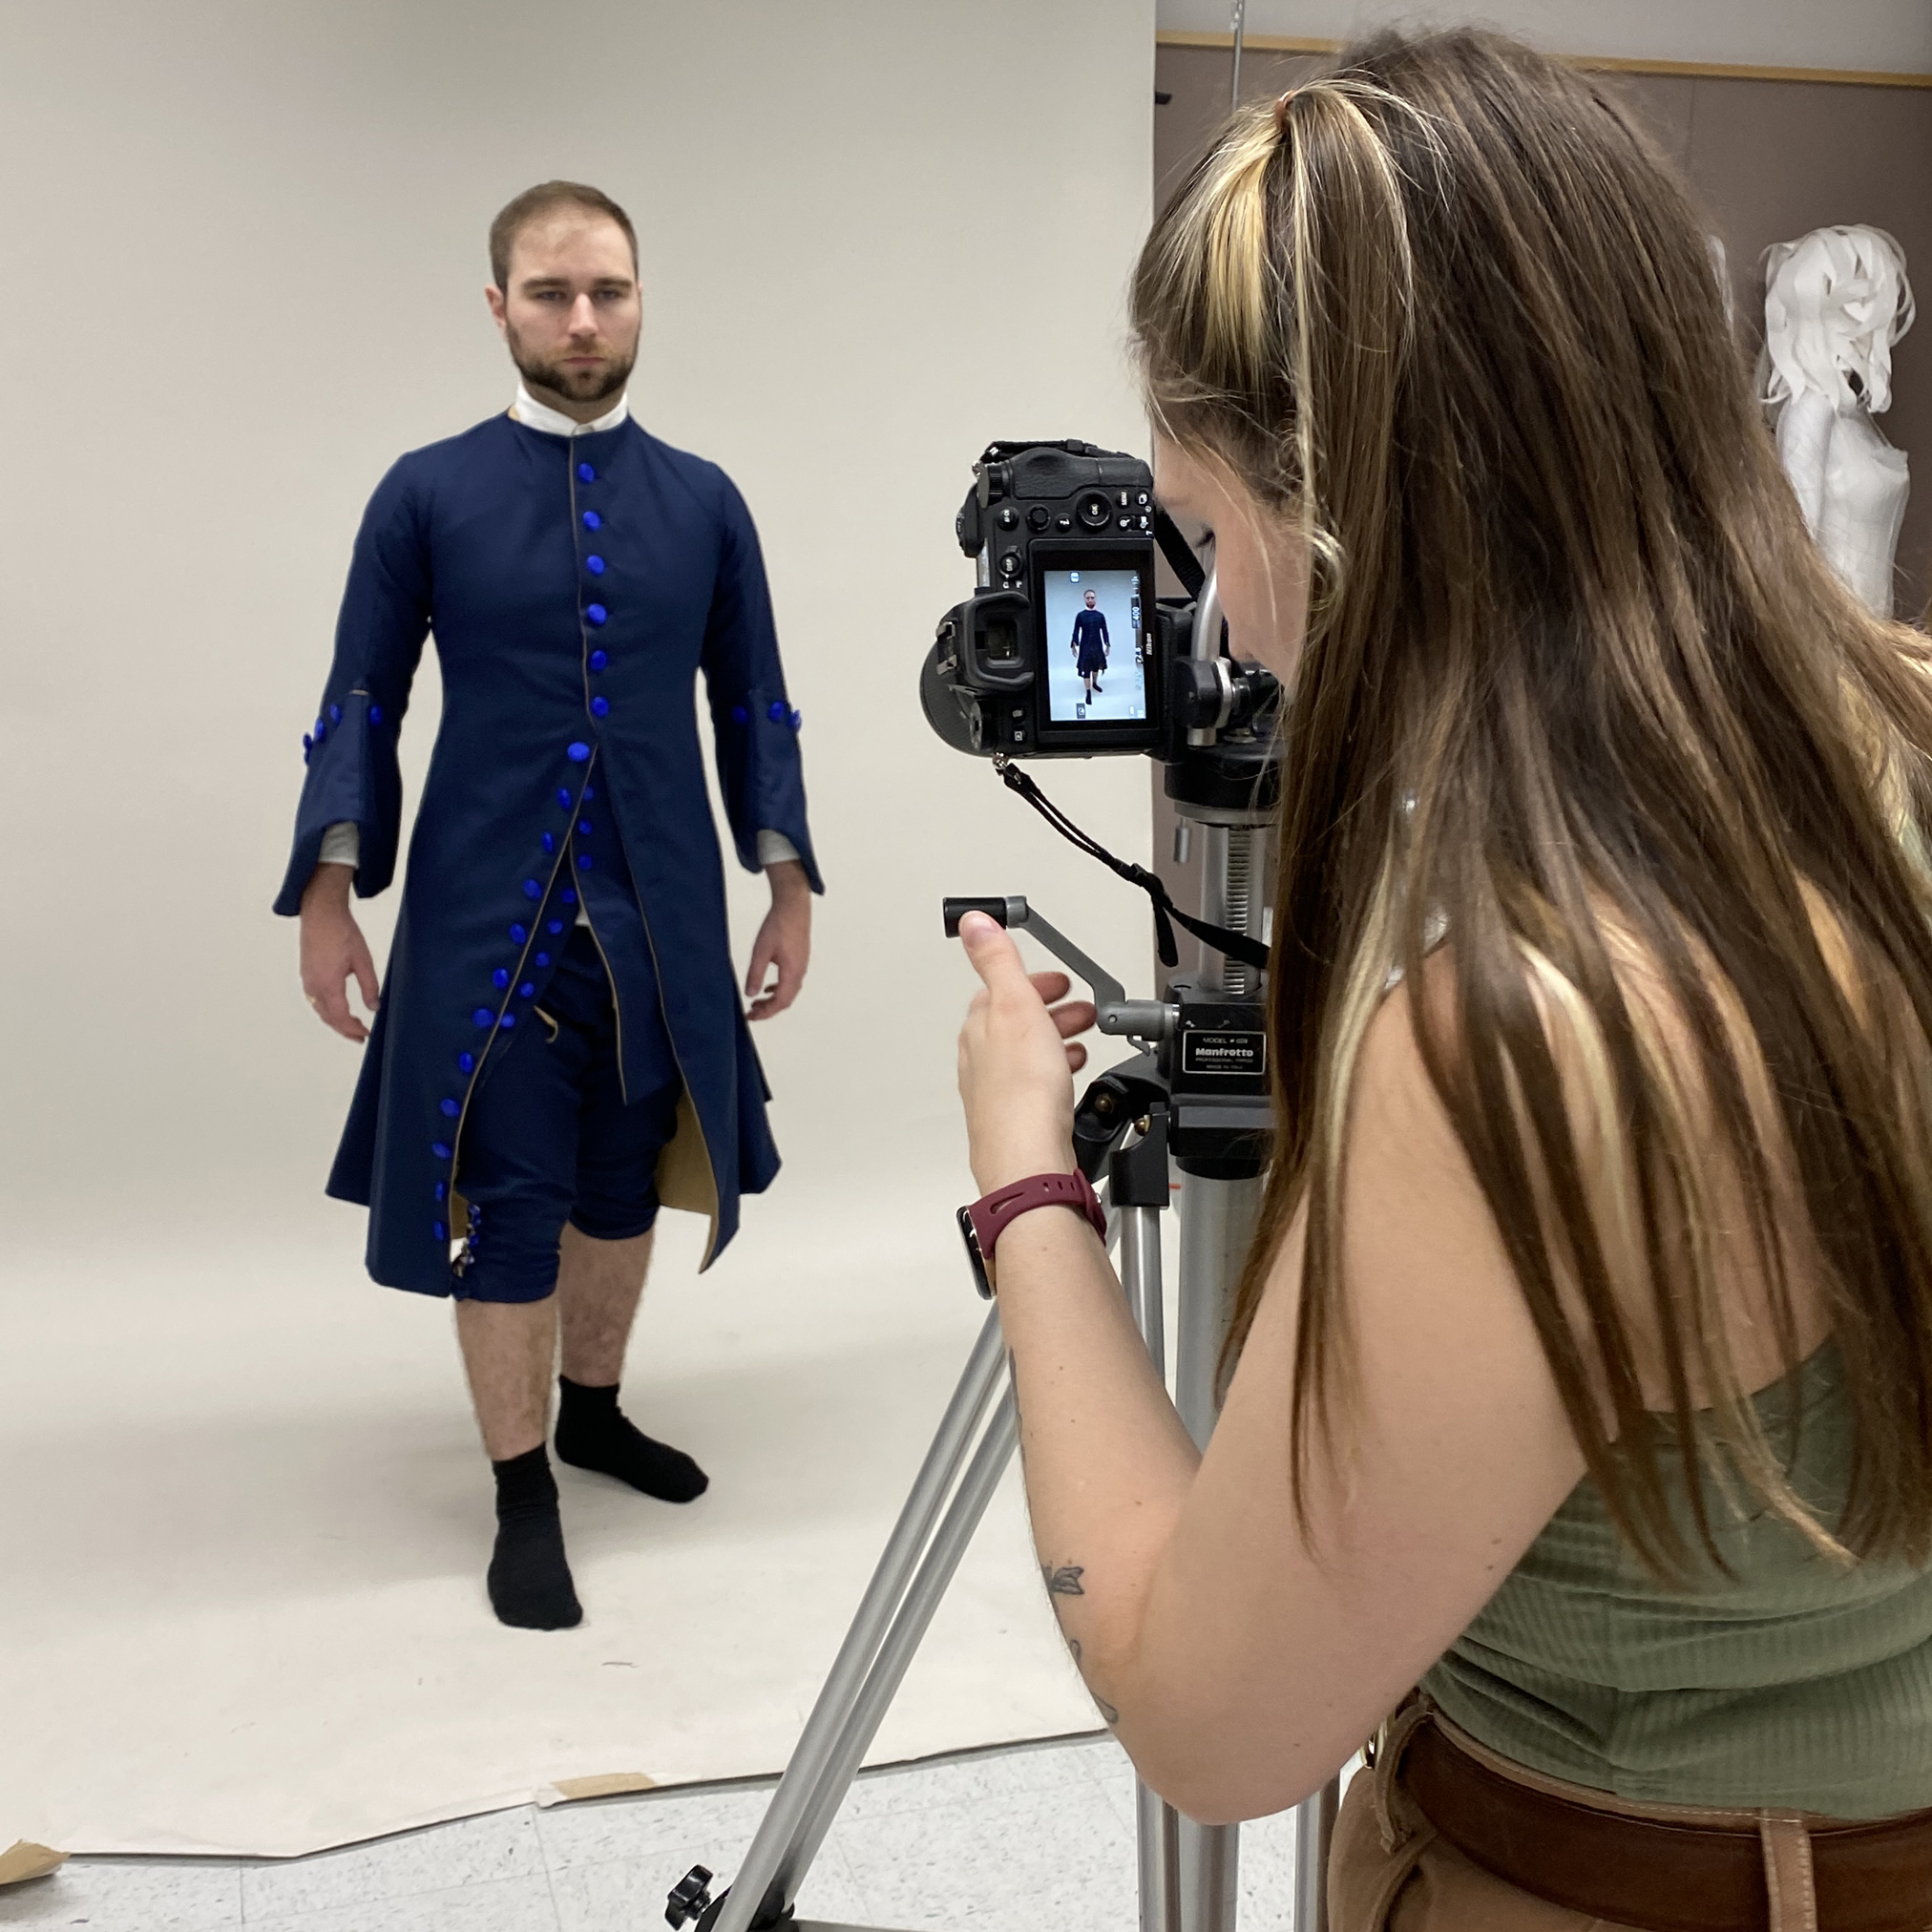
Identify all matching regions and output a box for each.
[452,925,682,1304]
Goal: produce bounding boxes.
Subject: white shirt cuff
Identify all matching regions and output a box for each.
[319,821,361,869]
[323,821,790,878]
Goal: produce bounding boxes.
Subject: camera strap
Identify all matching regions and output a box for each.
[1150,509,1207,598]
[992,757,1271,974]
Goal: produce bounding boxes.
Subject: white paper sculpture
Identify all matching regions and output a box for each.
[1762,225,1915,616]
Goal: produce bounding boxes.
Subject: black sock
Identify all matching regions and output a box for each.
[555,1376,709,1502]
[487,1445,582,1630]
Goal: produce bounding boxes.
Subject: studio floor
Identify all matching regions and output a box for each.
[0,1177,1136,1858]
[0,1735,1317,1932]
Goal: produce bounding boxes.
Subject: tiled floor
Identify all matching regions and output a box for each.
[0,1736,1313,1931]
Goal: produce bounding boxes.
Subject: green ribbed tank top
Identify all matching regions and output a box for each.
[1423,1343,1932,1818]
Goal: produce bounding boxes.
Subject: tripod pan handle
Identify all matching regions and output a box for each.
[942,895,1029,937]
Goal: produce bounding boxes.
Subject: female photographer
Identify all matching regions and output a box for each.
[954,28,1932,1930]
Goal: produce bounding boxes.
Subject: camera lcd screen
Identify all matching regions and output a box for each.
[1040,568,1146,726]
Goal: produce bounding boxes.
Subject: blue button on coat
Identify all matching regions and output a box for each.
[274,412,820,1292]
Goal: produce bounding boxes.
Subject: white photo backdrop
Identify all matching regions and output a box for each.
[0,0,1160,1854]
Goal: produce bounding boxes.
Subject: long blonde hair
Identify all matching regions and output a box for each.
[1132,28,1932,1572]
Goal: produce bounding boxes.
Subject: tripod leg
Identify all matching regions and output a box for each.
[1118,1203,1166,1379]
[1292,1776,1341,1932]
[1172,1174,1261,1932]
[709,1307,1011,1932]
[781,1389,1018,1889]
[1182,1826,1239,1932]
[1173,1175,1260,1452]
[1137,1782,1184,1932]
[1119,1202,1184,1932]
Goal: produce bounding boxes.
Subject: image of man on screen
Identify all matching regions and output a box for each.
[1043,571,1144,724]
[1070,588,1110,703]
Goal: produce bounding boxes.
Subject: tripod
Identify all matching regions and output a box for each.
[666,778,1341,1932]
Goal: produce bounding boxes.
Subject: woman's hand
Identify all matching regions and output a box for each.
[956,912,1098,1193]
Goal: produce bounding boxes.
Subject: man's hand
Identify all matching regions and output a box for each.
[746,859,811,1021]
[300,863,380,1042]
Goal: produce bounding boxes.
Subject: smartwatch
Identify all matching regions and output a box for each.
[957,1169,1108,1298]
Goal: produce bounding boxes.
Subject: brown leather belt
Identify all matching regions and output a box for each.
[1406,1713,1932,1932]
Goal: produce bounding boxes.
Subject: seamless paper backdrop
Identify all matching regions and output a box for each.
[0,0,1159,1239]
[0,0,1163,1854]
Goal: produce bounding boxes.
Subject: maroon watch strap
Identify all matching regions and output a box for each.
[960,1170,1107,1295]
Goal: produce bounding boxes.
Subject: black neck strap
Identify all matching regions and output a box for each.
[1151,508,1207,598]
[993,760,1271,975]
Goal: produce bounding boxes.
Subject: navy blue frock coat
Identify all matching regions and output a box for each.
[274,412,820,1294]
[1071,607,1110,677]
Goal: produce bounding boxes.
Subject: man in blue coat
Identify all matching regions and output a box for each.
[278,181,821,1629]
[1070,587,1110,704]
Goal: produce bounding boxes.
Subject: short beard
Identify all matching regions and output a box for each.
[506,322,636,406]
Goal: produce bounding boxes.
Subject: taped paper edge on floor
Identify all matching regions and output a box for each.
[54,1724,1060,1858]
[0,1842,69,1887]
[540,1772,662,1805]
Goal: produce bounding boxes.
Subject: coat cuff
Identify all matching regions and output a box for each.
[272,688,396,914]
[720,686,822,892]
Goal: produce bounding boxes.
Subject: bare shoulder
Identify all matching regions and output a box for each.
[1348,930,1830,1409]
[1219,953,1586,1711]
[1340,960,1534,1327]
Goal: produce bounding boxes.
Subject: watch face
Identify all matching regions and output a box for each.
[956,1204,995,1299]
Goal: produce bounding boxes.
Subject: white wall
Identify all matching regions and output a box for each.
[1157,0,1932,74]
[0,0,1158,1244]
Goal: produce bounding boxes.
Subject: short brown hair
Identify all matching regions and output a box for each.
[489,180,637,290]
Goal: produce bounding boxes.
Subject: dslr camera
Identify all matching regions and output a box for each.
[919,438,1284,1182]
[920,439,1279,764]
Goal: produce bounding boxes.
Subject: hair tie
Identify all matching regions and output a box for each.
[1273,88,1300,136]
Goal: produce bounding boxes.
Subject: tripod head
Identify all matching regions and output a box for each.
[942,896,1270,1183]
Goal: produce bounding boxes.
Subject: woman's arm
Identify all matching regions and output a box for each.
[956,914,1587,1824]
[990,1200,1202,1732]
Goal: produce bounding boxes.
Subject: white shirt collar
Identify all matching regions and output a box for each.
[510,381,630,437]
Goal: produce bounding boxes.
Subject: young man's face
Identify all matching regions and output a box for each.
[486,213,641,406]
[1084,591,1097,608]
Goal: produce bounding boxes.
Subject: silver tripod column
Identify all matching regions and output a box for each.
[1174,807,1271,1932]
[1172,804,1337,1932]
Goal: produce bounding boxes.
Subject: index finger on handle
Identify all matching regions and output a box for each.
[956,912,1040,1001]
